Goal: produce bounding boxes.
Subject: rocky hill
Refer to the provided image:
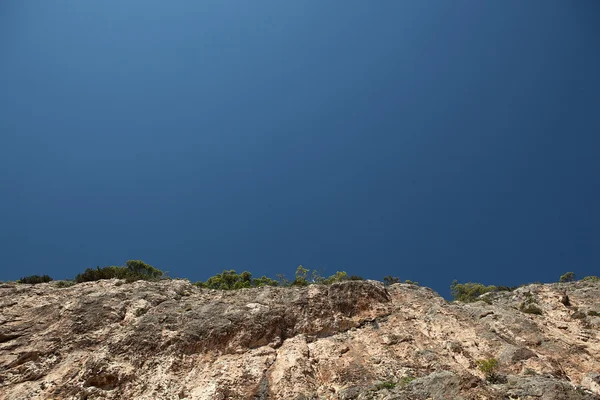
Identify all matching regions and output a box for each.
[1,279,599,399]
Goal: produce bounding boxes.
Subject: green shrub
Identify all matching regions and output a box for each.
[75,266,129,283]
[559,272,576,283]
[252,276,279,287]
[18,275,53,284]
[520,304,543,315]
[581,276,599,282]
[291,265,310,286]
[125,260,163,279]
[196,267,361,290]
[75,260,164,283]
[196,270,279,290]
[322,271,348,285]
[383,276,401,286]
[476,357,500,383]
[197,270,252,290]
[373,381,396,390]
[518,291,542,315]
[312,269,362,285]
[450,280,497,302]
[55,280,75,288]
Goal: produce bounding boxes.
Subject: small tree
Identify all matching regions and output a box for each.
[276,273,290,287]
[125,260,163,280]
[292,265,310,286]
[559,272,575,283]
[324,271,348,284]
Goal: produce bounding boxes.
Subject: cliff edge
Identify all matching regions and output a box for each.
[1,279,599,399]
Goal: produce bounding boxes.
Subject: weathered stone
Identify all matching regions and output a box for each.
[0,279,599,399]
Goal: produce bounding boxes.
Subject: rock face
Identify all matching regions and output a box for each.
[1,279,599,400]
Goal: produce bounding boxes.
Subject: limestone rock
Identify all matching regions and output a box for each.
[0,279,599,399]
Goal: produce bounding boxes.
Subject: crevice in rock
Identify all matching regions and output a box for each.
[0,332,21,343]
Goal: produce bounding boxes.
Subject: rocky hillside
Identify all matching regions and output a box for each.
[1,279,599,399]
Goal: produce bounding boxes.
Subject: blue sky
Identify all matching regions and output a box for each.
[1,1,599,297]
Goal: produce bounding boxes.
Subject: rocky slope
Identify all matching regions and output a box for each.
[1,279,599,400]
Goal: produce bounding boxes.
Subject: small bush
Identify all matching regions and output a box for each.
[559,272,576,283]
[581,276,599,282]
[520,303,543,315]
[373,381,396,390]
[518,291,542,315]
[476,357,501,383]
[75,260,164,283]
[196,270,279,290]
[383,276,401,286]
[18,275,53,284]
[450,280,497,302]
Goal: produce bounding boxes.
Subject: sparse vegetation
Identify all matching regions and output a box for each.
[496,285,518,292]
[18,275,53,284]
[75,260,164,283]
[581,276,599,282]
[292,265,310,286]
[194,266,362,290]
[383,276,401,286]
[559,272,576,283]
[520,303,543,315]
[450,280,497,302]
[55,280,75,288]
[194,270,278,290]
[519,292,543,315]
[373,381,396,390]
[399,376,414,386]
[476,357,501,383]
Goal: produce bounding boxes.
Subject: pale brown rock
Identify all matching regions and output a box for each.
[0,279,599,399]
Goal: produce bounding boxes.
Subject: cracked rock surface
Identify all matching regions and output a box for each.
[1,279,599,399]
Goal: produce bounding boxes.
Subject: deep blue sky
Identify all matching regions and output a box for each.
[1,1,599,297]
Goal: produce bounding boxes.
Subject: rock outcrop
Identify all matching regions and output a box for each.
[1,279,599,399]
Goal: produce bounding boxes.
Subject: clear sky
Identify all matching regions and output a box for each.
[1,1,599,297]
